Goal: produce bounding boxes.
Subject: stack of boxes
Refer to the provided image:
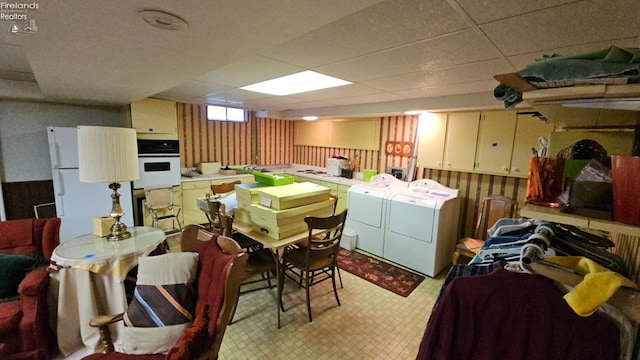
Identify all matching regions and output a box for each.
[235,182,268,223]
[247,182,334,239]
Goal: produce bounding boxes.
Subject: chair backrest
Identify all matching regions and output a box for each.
[217,212,235,237]
[0,218,61,259]
[211,181,241,197]
[194,235,247,359]
[303,210,348,269]
[144,186,174,210]
[205,200,227,235]
[473,195,518,240]
[181,224,215,252]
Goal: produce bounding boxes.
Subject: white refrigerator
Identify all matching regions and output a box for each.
[47,126,134,242]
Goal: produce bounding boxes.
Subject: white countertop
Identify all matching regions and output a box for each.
[181,163,392,187]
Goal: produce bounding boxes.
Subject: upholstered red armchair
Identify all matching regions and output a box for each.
[0,218,61,360]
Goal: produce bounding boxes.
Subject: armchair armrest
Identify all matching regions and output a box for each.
[18,269,49,296]
[88,313,124,353]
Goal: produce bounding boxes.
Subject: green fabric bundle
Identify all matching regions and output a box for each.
[495,46,640,109]
[0,253,47,302]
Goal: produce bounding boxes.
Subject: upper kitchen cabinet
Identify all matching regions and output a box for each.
[475,110,517,175]
[294,120,332,147]
[443,111,480,172]
[416,113,447,169]
[331,118,380,150]
[130,98,178,140]
[510,114,555,177]
[294,118,381,150]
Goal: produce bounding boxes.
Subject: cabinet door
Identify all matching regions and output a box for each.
[131,98,177,134]
[416,113,447,169]
[181,181,210,226]
[443,111,480,172]
[331,118,381,150]
[475,111,517,175]
[294,120,332,147]
[510,115,554,177]
[336,184,350,214]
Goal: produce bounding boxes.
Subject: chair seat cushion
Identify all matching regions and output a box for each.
[0,253,46,302]
[456,237,484,254]
[120,252,199,355]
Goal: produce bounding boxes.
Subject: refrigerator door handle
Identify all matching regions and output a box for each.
[52,170,65,216]
[49,138,59,168]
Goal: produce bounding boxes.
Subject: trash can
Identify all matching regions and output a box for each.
[340,228,357,250]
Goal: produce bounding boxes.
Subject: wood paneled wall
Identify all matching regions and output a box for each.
[177,103,253,168]
[257,117,294,165]
[416,168,527,239]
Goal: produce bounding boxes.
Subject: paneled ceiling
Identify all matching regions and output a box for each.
[0,0,638,118]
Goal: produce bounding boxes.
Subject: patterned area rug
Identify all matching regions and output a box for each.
[337,248,424,297]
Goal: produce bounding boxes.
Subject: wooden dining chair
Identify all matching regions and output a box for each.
[452,195,518,265]
[210,181,241,197]
[280,209,348,322]
[216,213,277,323]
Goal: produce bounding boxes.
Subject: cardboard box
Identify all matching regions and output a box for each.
[197,162,221,174]
[256,182,331,210]
[250,199,335,226]
[93,216,115,237]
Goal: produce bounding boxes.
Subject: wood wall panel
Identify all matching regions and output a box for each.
[258,117,294,165]
[379,115,417,173]
[177,103,252,168]
[417,168,528,238]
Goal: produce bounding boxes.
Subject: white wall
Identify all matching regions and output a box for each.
[0,100,129,182]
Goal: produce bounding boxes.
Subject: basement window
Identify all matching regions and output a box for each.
[206,105,246,122]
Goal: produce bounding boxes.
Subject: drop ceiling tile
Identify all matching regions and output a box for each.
[481,0,640,56]
[157,80,231,100]
[361,58,514,91]
[0,44,32,73]
[263,0,467,68]
[393,79,498,99]
[290,84,384,101]
[316,29,498,82]
[196,56,306,87]
[321,91,407,106]
[456,0,575,24]
[506,38,639,70]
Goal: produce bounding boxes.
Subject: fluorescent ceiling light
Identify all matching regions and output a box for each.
[240,70,352,96]
[302,116,318,121]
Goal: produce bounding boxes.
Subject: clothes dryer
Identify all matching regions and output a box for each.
[384,179,460,277]
[346,174,407,257]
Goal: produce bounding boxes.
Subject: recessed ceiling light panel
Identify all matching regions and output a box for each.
[302,116,318,121]
[240,70,352,96]
[139,10,188,31]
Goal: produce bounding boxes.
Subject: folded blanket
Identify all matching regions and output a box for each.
[546,256,638,316]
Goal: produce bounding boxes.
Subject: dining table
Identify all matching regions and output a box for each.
[232,219,323,328]
[48,227,166,356]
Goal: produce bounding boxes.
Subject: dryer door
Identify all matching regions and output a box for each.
[346,186,387,227]
[387,193,437,242]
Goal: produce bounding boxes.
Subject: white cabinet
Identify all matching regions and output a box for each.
[475,111,517,175]
[443,111,480,172]
[131,98,178,138]
[416,113,447,169]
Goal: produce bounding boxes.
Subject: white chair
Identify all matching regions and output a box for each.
[144,185,182,233]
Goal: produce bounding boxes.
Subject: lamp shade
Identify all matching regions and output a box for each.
[78,126,139,183]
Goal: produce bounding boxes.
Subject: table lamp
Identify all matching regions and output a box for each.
[78,126,139,241]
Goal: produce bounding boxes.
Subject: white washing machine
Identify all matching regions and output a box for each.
[384,179,460,277]
[346,174,407,257]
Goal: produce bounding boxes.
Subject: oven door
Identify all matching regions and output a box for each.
[134,156,181,189]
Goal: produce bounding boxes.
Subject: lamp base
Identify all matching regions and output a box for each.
[106,220,131,241]
[105,182,131,241]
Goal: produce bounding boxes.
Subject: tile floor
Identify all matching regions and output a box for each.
[166,234,447,359]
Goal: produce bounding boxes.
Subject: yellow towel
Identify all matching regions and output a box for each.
[545,256,638,317]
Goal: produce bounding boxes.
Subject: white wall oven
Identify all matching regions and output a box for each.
[134,140,181,190]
